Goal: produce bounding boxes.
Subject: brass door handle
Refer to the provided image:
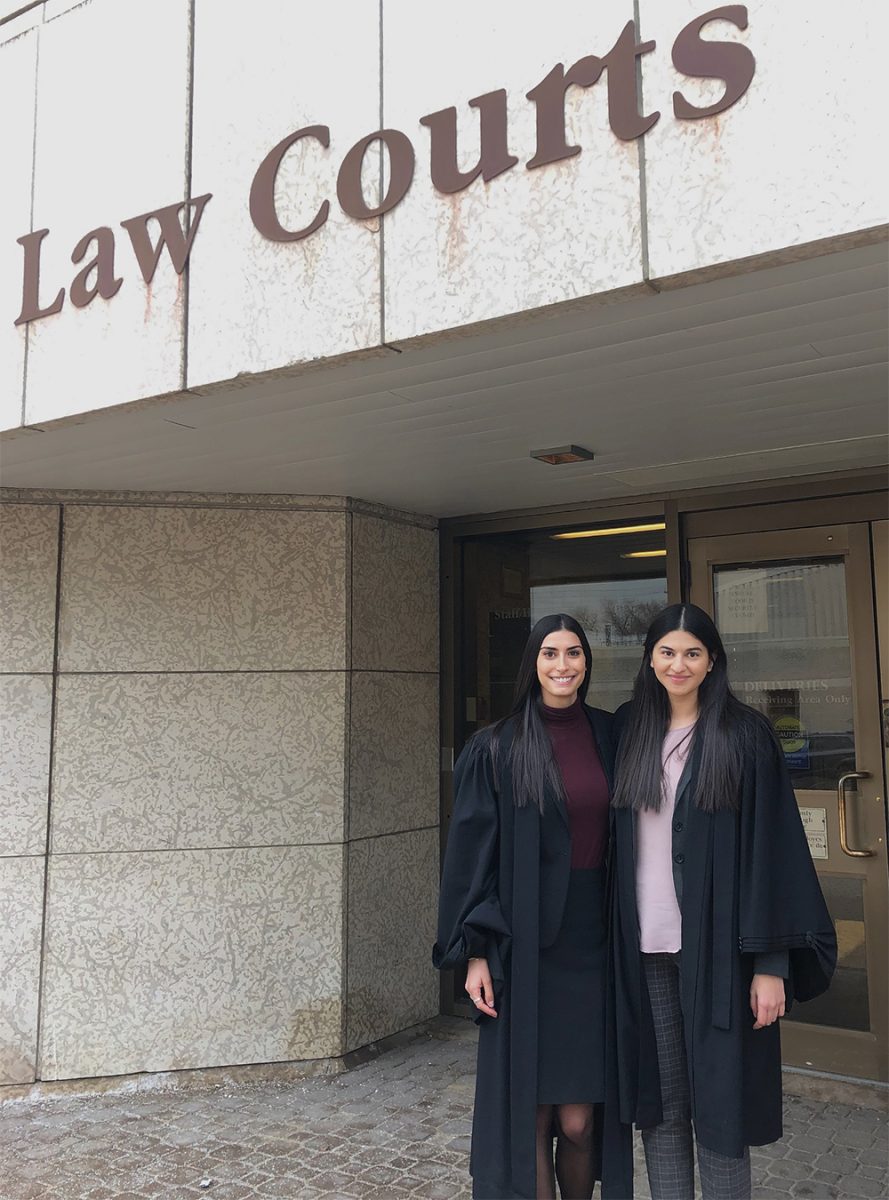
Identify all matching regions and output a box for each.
[837,772,875,858]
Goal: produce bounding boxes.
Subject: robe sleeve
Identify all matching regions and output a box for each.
[738,717,837,1005]
[432,734,511,973]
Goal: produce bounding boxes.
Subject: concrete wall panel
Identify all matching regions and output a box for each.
[58,505,347,672]
[346,828,439,1051]
[351,514,438,672]
[0,856,44,1085]
[52,672,347,853]
[0,28,38,431]
[24,0,190,426]
[382,0,644,342]
[0,675,52,857]
[40,845,343,1079]
[0,503,59,673]
[349,671,438,841]
[641,0,889,279]
[187,0,382,388]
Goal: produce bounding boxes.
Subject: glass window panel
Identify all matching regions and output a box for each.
[783,875,869,1032]
[713,559,855,790]
[459,521,667,746]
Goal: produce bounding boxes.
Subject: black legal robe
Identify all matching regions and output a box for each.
[611,705,837,1161]
[433,706,632,1200]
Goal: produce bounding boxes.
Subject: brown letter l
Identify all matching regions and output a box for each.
[15,229,64,326]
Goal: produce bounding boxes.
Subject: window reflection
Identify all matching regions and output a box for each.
[460,520,667,745]
[714,559,855,790]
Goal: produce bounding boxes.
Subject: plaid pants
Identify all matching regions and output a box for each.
[642,954,751,1200]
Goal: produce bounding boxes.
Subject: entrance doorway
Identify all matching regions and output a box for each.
[442,515,670,1014]
[689,521,889,1081]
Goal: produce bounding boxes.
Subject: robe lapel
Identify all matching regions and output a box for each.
[545,779,570,832]
[585,706,616,793]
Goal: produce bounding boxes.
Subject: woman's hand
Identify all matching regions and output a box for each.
[750,973,785,1029]
[466,956,498,1018]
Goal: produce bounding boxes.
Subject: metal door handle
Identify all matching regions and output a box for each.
[837,772,875,858]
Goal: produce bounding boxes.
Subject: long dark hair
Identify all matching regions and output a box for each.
[612,603,758,813]
[488,613,593,811]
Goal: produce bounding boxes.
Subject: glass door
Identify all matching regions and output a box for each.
[689,524,888,1081]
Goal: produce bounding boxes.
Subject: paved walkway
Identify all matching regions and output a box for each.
[0,1018,886,1199]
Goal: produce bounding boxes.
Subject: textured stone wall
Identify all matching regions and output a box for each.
[0,493,439,1084]
[345,514,440,1051]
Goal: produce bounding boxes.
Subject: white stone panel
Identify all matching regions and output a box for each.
[0,855,44,1085]
[24,0,190,426]
[0,503,59,674]
[186,0,382,388]
[58,505,347,672]
[0,675,52,857]
[641,0,889,279]
[40,845,344,1079]
[382,0,644,342]
[52,672,347,852]
[0,28,37,431]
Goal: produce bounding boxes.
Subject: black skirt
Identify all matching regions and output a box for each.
[537,867,606,1104]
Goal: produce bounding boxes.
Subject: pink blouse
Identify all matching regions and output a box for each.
[636,724,695,953]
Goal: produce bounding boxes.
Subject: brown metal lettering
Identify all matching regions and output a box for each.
[14,230,64,325]
[120,193,212,285]
[602,21,660,140]
[420,89,518,195]
[672,5,755,119]
[525,57,605,169]
[69,227,123,308]
[337,129,415,219]
[249,125,331,241]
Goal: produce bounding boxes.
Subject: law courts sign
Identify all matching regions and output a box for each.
[14,6,755,327]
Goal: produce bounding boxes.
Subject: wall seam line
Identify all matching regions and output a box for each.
[13,667,439,677]
[181,0,197,393]
[633,0,654,289]
[378,0,385,346]
[32,500,63,1082]
[20,4,43,427]
[342,509,355,1054]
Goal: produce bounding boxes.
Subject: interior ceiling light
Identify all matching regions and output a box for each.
[551,522,666,540]
[530,445,595,465]
[621,549,668,559]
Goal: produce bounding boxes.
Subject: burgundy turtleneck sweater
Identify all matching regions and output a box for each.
[541,700,610,869]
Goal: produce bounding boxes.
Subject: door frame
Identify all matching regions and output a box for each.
[439,477,889,1051]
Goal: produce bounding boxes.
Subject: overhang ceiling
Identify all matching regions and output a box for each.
[2,242,886,518]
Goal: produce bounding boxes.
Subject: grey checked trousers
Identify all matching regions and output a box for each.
[642,953,752,1200]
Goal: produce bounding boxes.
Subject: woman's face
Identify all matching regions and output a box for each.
[650,629,713,702]
[536,629,587,708]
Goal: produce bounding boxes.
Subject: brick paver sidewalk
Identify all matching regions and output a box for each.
[0,1018,885,1199]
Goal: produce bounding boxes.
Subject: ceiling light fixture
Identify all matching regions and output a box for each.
[551,522,666,540]
[530,445,595,465]
[621,549,668,558]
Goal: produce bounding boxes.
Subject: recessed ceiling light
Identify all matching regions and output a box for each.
[530,445,594,465]
[621,549,668,558]
[551,522,666,540]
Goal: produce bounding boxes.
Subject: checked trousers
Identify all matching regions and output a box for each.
[641,953,752,1200]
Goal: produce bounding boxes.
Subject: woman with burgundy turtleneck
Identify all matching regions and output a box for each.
[435,614,630,1200]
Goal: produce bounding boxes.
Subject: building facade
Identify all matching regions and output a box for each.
[1,0,887,1090]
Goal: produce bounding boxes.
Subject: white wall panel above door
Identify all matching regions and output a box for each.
[640,0,889,280]
[186,0,383,389]
[23,0,191,427]
[0,27,38,432]
[381,0,646,343]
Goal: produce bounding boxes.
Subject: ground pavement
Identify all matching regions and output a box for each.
[0,1018,886,1199]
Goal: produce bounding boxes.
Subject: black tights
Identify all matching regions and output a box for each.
[535,1103,595,1199]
